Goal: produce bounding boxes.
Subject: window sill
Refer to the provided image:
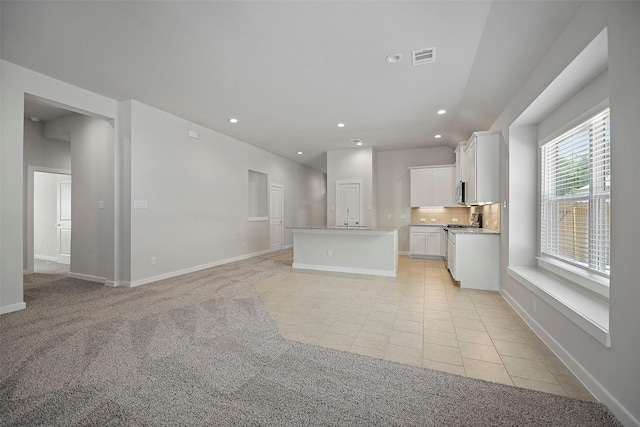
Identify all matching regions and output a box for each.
[537,256,609,299]
[507,266,611,348]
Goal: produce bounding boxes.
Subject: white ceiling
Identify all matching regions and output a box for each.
[2,1,583,172]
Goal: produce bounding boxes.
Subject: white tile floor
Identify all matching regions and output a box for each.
[255,255,596,401]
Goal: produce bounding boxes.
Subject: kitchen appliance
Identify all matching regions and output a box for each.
[456,181,466,205]
[471,212,483,228]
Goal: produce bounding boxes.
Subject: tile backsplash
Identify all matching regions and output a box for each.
[472,203,501,232]
[411,207,472,225]
[411,203,500,232]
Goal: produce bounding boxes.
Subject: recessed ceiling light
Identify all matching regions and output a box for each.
[437,109,447,115]
[351,139,363,146]
[337,123,345,128]
[435,134,442,138]
[28,116,41,122]
[297,151,303,155]
[228,118,238,124]
[385,53,403,64]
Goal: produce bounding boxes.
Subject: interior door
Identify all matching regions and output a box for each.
[336,181,361,226]
[57,179,72,264]
[270,184,284,251]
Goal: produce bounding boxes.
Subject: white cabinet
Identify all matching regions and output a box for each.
[410,166,454,207]
[448,231,499,291]
[410,226,442,258]
[461,131,500,205]
[410,168,431,207]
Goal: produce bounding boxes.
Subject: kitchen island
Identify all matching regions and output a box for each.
[289,226,398,277]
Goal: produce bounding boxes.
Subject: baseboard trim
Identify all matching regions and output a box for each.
[501,288,639,427]
[398,251,410,256]
[105,280,131,288]
[34,255,58,262]
[127,250,271,288]
[292,262,397,277]
[68,272,107,284]
[1,302,27,315]
[283,244,293,250]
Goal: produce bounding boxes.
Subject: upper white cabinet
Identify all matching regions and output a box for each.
[410,166,454,207]
[460,131,500,205]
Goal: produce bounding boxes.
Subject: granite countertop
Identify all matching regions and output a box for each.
[410,224,448,227]
[449,228,500,235]
[288,226,397,232]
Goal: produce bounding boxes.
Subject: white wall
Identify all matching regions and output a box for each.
[376,146,455,252]
[326,147,375,228]
[493,3,640,425]
[128,100,326,284]
[41,113,115,282]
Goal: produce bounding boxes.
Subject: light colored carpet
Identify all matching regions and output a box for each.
[33,258,70,275]
[1,250,620,426]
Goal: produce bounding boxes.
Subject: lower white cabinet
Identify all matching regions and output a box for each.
[448,232,499,291]
[410,226,443,258]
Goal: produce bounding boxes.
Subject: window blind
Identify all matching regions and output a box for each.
[540,108,610,277]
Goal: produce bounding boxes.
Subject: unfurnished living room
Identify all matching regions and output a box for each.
[1,1,639,426]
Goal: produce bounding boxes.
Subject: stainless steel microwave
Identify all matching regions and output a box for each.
[456,181,466,205]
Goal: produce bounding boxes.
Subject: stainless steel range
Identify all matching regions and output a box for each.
[443,213,482,270]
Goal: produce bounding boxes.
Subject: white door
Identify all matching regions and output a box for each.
[57,180,72,264]
[270,184,284,251]
[336,181,362,226]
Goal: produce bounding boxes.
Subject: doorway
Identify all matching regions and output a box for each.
[32,170,72,273]
[22,95,115,284]
[335,179,363,226]
[270,183,284,251]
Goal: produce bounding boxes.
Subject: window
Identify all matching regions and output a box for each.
[540,108,610,277]
[248,170,268,220]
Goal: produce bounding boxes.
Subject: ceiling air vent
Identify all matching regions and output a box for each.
[412,48,436,66]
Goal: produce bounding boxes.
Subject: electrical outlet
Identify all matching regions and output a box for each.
[151,256,156,265]
[327,249,333,256]
[430,217,436,222]
[242,242,246,247]
[387,214,391,220]
[451,218,458,222]
[420,218,426,222]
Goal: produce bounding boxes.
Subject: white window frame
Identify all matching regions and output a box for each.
[537,104,610,298]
